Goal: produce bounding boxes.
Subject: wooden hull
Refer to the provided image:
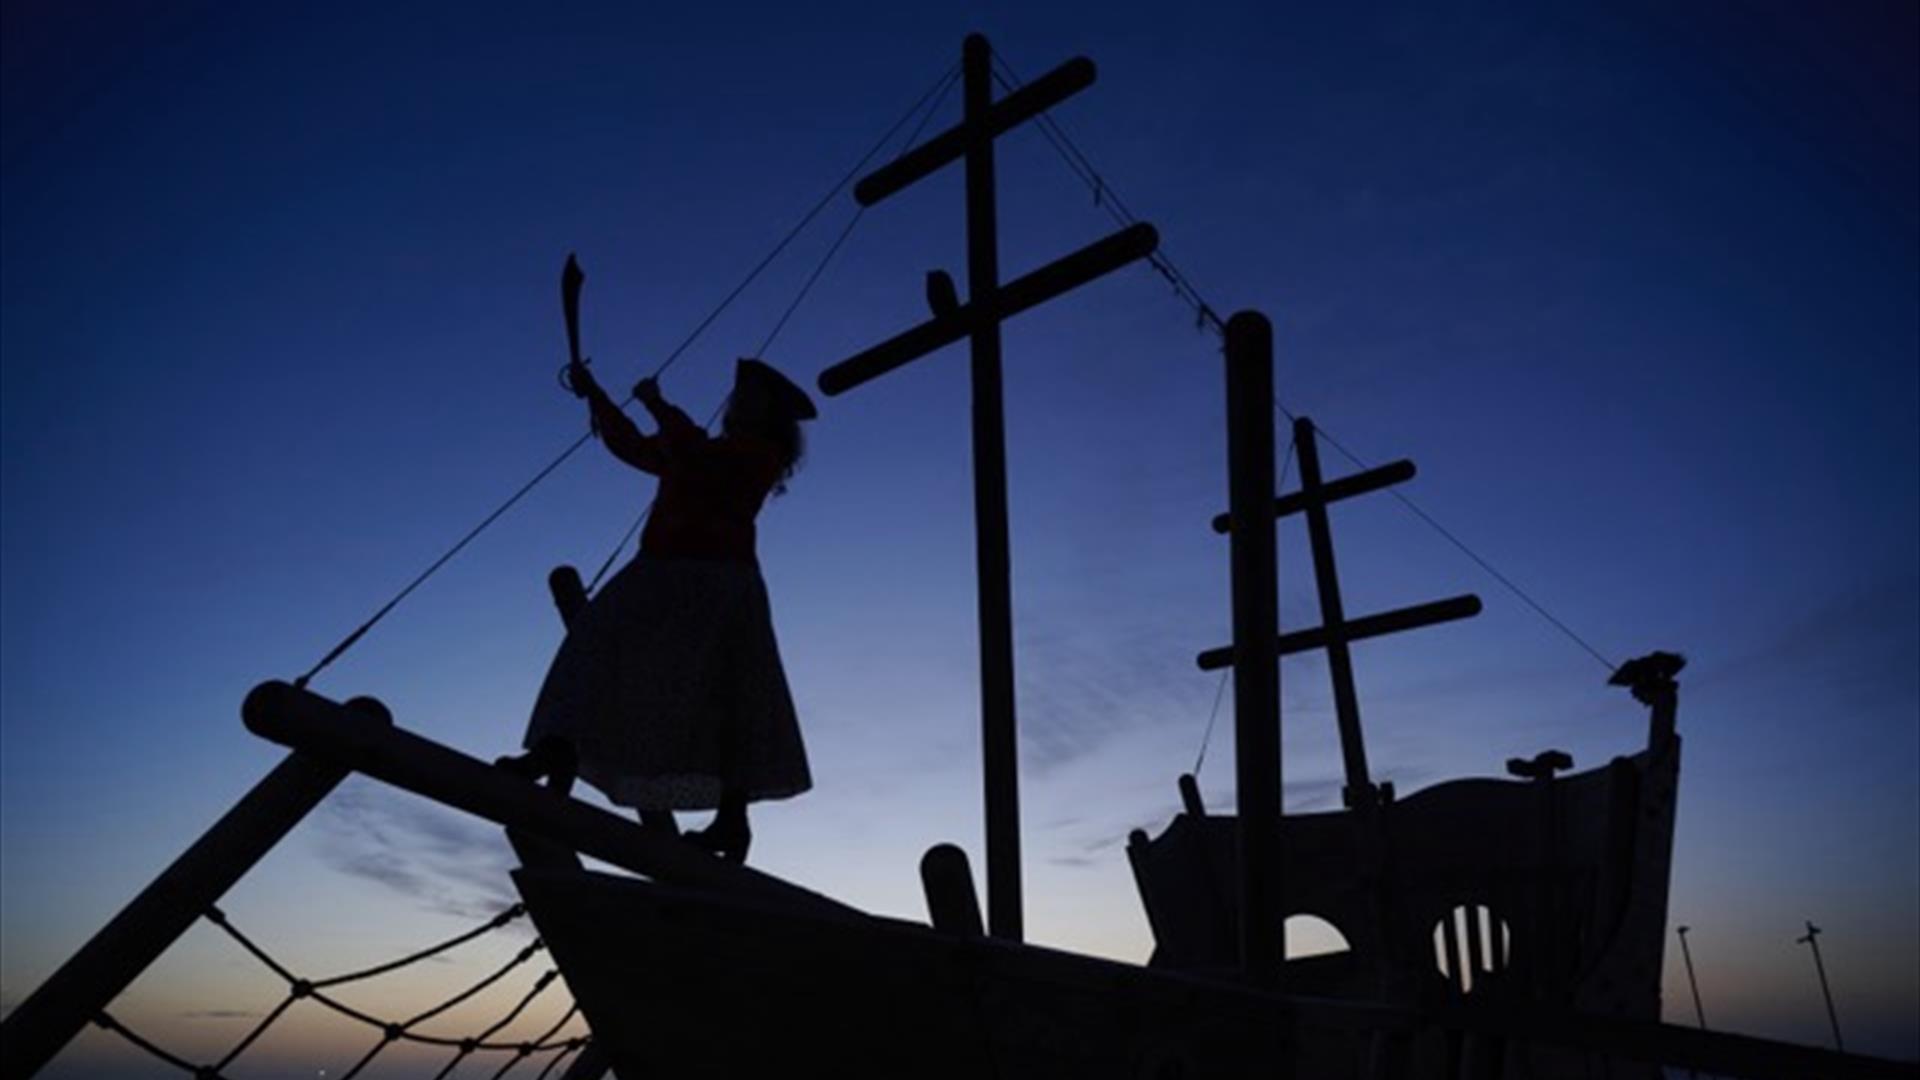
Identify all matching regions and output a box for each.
[514,867,1293,1078]
[515,866,1912,1080]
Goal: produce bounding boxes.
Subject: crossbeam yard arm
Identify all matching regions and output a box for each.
[1196,594,1482,671]
[817,223,1158,396]
[241,681,851,916]
[1211,458,1416,533]
[854,57,1096,206]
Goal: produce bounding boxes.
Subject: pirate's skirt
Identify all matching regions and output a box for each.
[524,556,812,811]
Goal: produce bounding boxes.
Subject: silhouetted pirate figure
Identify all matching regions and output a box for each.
[502,355,818,865]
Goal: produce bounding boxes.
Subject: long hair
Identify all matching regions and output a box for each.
[726,398,806,496]
[763,411,805,496]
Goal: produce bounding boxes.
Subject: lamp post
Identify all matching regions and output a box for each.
[1796,920,1844,1052]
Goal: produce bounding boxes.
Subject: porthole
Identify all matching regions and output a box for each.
[1430,903,1510,994]
[1284,913,1351,960]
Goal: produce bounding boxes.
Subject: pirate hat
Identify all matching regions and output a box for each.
[735,358,818,421]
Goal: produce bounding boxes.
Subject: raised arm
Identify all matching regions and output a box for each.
[571,365,662,473]
[635,377,706,449]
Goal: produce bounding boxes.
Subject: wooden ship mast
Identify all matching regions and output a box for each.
[4,32,1916,1080]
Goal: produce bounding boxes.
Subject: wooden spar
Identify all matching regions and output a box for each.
[816,33,1156,943]
[817,223,1157,395]
[239,680,849,915]
[961,33,1021,944]
[0,745,351,1080]
[1224,311,1284,992]
[854,57,1096,205]
[1294,418,1372,806]
[1196,594,1482,671]
[1210,458,1417,533]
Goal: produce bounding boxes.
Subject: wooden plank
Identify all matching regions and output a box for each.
[817,223,1158,395]
[854,52,1096,206]
[1197,595,1483,671]
[517,868,1286,1078]
[1210,459,1416,533]
[516,867,1917,1080]
[1441,905,1465,995]
[1464,905,1487,991]
[239,680,848,915]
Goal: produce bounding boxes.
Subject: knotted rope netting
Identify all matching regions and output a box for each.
[90,902,592,1080]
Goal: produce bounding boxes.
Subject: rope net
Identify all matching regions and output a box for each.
[87,902,593,1080]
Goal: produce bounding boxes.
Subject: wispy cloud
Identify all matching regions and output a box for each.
[1017,622,1200,774]
[1043,767,1373,878]
[313,780,522,920]
[1015,618,1333,776]
[1694,573,1920,709]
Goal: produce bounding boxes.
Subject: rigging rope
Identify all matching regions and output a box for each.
[93,903,588,1080]
[1191,670,1231,780]
[1284,406,1617,672]
[1192,434,1295,778]
[294,61,961,689]
[990,56,1224,336]
[649,60,962,382]
[583,65,963,595]
[991,44,1614,675]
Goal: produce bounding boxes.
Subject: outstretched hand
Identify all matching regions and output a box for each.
[565,359,598,398]
[633,376,663,405]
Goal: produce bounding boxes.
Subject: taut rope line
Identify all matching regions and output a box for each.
[294,62,961,689]
[582,65,964,595]
[990,44,1614,674]
[1192,433,1295,778]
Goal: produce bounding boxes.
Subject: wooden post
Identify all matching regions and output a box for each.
[548,565,589,625]
[240,680,847,914]
[1224,311,1283,990]
[919,843,985,935]
[961,32,1023,944]
[0,743,353,1080]
[1293,418,1374,807]
[1178,772,1207,817]
[820,34,1154,945]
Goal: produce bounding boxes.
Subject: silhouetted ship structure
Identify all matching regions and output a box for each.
[3,33,1913,1080]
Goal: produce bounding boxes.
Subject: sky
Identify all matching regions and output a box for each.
[2,1,1916,1075]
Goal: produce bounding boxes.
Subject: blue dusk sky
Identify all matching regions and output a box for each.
[2,2,1916,1076]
